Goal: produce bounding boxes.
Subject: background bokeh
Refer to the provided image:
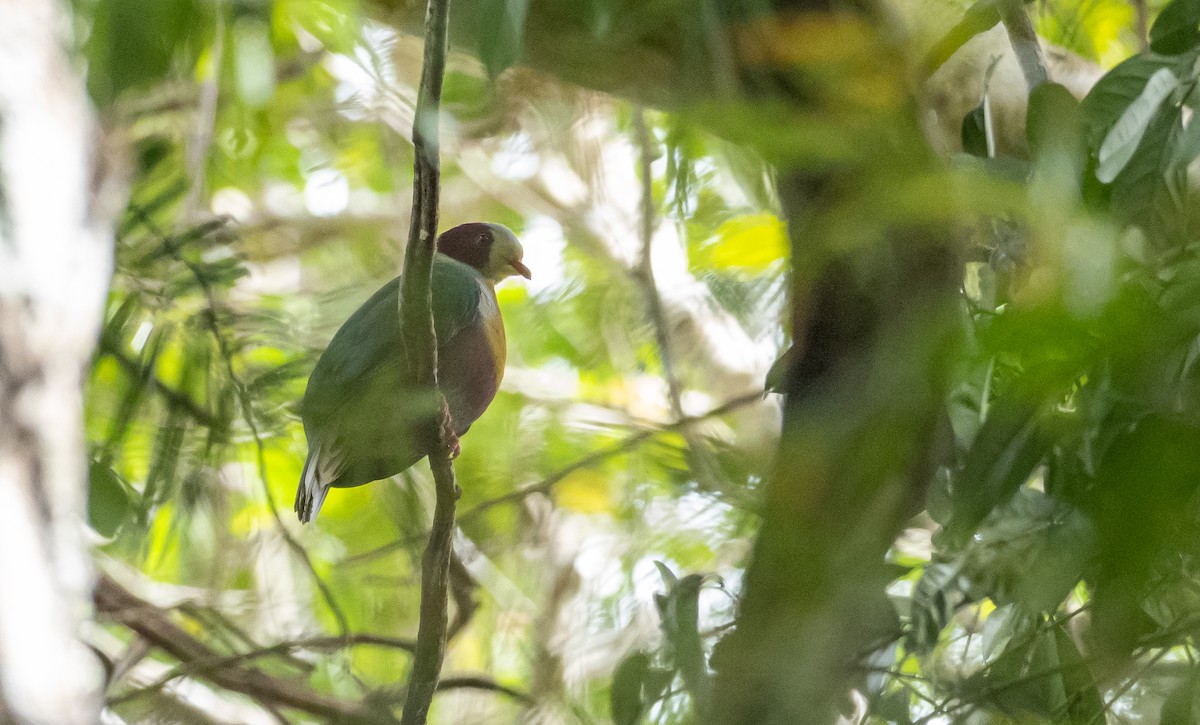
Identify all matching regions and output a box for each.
[64,0,1200,722]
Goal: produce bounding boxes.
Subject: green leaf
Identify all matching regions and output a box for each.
[695,214,789,271]
[1097,68,1179,183]
[907,561,966,653]
[1010,499,1095,614]
[1027,82,1085,172]
[922,0,1001,76]
[1151,0,1200,55]
[1110,103,1185,238]
[980,603,1018,661]
[478,0,529,77]
[950,395,1050,537]
[764,345,794,394]
[88,460,134,538]
[1082,53,1183,148]
[85,0,198,107]
[963,628,1067,717]
[611,651,651,725]
[1170,111,1200,175]
[1054,625,1104,723]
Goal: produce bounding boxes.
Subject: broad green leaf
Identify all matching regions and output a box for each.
[1151,0,1200,54]
[1167,112,1200,199]
[654,561,679,591]
[970,490,1096,614]
[1082,53,1182,148]
[478,0,530,77]
[669,575,710,715]
[1097,68,1179,183]
[88,460,134,538]
[1027,83,1085,172]
[980,602,1017,660]
[950,395,1049,538]
[1110,104,1185,238]
[85,0,198,107]
[611,651,651,725]
[653,569,710,715]
[764,345,795,394]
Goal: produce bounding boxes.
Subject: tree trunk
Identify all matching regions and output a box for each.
[373,1,962,721]
[0,1,118,722]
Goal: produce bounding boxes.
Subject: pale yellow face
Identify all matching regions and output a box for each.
[482,227,532,284]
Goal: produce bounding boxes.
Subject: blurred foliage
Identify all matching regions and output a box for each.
[71,0,1200,722]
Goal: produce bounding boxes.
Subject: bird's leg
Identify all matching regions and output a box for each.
[439,397,461,459]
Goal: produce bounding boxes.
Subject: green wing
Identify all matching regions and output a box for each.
[301,254,484,423]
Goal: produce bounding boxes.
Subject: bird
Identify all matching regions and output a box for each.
[294,222,531,523]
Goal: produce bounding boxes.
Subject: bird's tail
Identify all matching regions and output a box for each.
[295,440,341,524]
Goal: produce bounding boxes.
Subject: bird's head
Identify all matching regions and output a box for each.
[437,222,532,284]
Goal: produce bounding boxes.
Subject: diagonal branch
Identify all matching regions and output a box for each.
[94,574,388,723]
[459,391,765,522]
[396,0,455,721]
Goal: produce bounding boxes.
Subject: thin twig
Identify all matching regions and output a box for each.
[107,632,418,707]
[340,391,765,569]
[458,391,764,523]
[380,675,534,706]
[396,0,455,720]
[437,675,533,704]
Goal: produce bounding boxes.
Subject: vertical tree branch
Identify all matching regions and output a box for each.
[631,108,684,416]
[630,107,723,496]
[1132,0,1149,53]
[397,0,454,721]
[181,0,225,222]
[0,0,117,722]
[997,0,1049,91]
